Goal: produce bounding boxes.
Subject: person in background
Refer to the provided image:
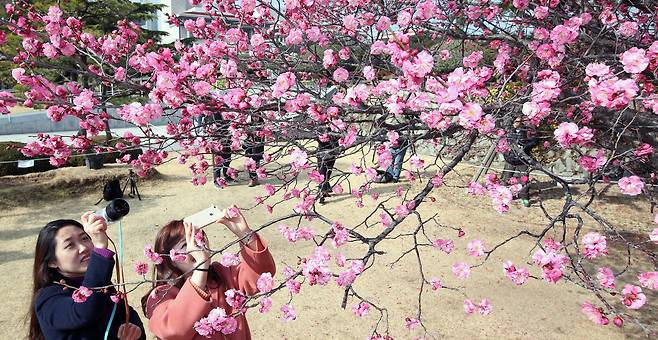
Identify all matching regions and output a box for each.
[317,133,340,204]
[502,116,539,207]
[244,114,265,187]
[205,112,234,187]
[375,133,411,184]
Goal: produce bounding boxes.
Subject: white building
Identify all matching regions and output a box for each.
[133,0,208,44]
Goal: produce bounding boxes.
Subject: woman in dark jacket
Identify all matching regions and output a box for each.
[502,116,539,207]
[27,213,144,340]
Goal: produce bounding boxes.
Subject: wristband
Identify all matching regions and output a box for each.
[189,281,210,300]
[240,232,255,245]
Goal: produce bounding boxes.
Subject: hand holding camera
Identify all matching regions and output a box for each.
[184,221,210,268]
[81,211,109,249]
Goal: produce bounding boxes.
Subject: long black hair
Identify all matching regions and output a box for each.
[27,219,84,340]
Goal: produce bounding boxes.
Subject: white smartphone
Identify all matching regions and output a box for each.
[184,205,222,228]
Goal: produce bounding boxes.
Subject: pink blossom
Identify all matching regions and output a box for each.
[206,307,238,335]
[343,14,358,32]
[597,267,616,289]
[543,238,562,251]
[289,148,308,170]
[257,272,274,293]
[133,261,149,275]
[194,230,205,247]
[352,302,370,317]
[278,225,315,243]
[503,261,529,285]
[467,239,486,257]
[224,289,246,309]
[409,156,424,170]
[375,16,391,31]
[272,72,296,98]
[73,90,95,112]
[638,272,658,290]
[431,173,444,187]
[397,10,412,27]
[117,102,163,126]
[463,51,483,68]
[458,103,483,129]
[532,249,568,284]
[618,21,639,37]
[331,222,348,248]
[578,151,607,173]
[463,299,477,314]
[581,302,608,325]
[585,63,611,77]
[405,317,420,330]
[534,6,549,19]
[363,66,376,81]
[452,262,471,279]
[110,294,122,303]
[281,304,297,321]
[489,185,513,214]
[194,317,213,337]
[302,247,332,286]
[550,25,579,46]
[618,176,644,196]
[433,239,454,254]
[553,122,593,148]
[620,48,649,74]
[477,299,492,315]
[430,277,442,291]
[0,91,17,114]
[144,244,163,264]
[634,143,653,158]
[621,284,646,309]
[379,212,392,228]
[333,67,349,83]
[169,248,187,263]
[285,29,303,45]
[286,279,301,294]
[250,33,264,47]
[259,297,272,313]
[72,286,93,303]
[581,232,608,259]
[512,0,529,9]
[650,228,658,243]
[467,182,486,196]
[220,253,240,267]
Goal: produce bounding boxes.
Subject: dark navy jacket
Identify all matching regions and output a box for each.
[35,250,145,340]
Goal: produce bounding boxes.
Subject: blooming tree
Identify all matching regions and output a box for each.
[1,0,657,337]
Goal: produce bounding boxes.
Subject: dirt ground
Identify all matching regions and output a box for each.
[0,152,655,340]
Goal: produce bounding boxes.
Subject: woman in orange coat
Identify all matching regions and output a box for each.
[142,206,275,340]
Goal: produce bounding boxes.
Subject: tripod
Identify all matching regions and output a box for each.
[122,169,141,200]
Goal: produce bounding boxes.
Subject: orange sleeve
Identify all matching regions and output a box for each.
[146,280,213,340]
[229,234,277,295]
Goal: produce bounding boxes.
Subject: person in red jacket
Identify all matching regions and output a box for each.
[142,206,276,340]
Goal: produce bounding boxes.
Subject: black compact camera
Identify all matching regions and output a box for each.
[95,199,130,224]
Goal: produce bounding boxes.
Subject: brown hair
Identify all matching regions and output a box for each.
[27,219,84,340]
[140,220,217,314]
